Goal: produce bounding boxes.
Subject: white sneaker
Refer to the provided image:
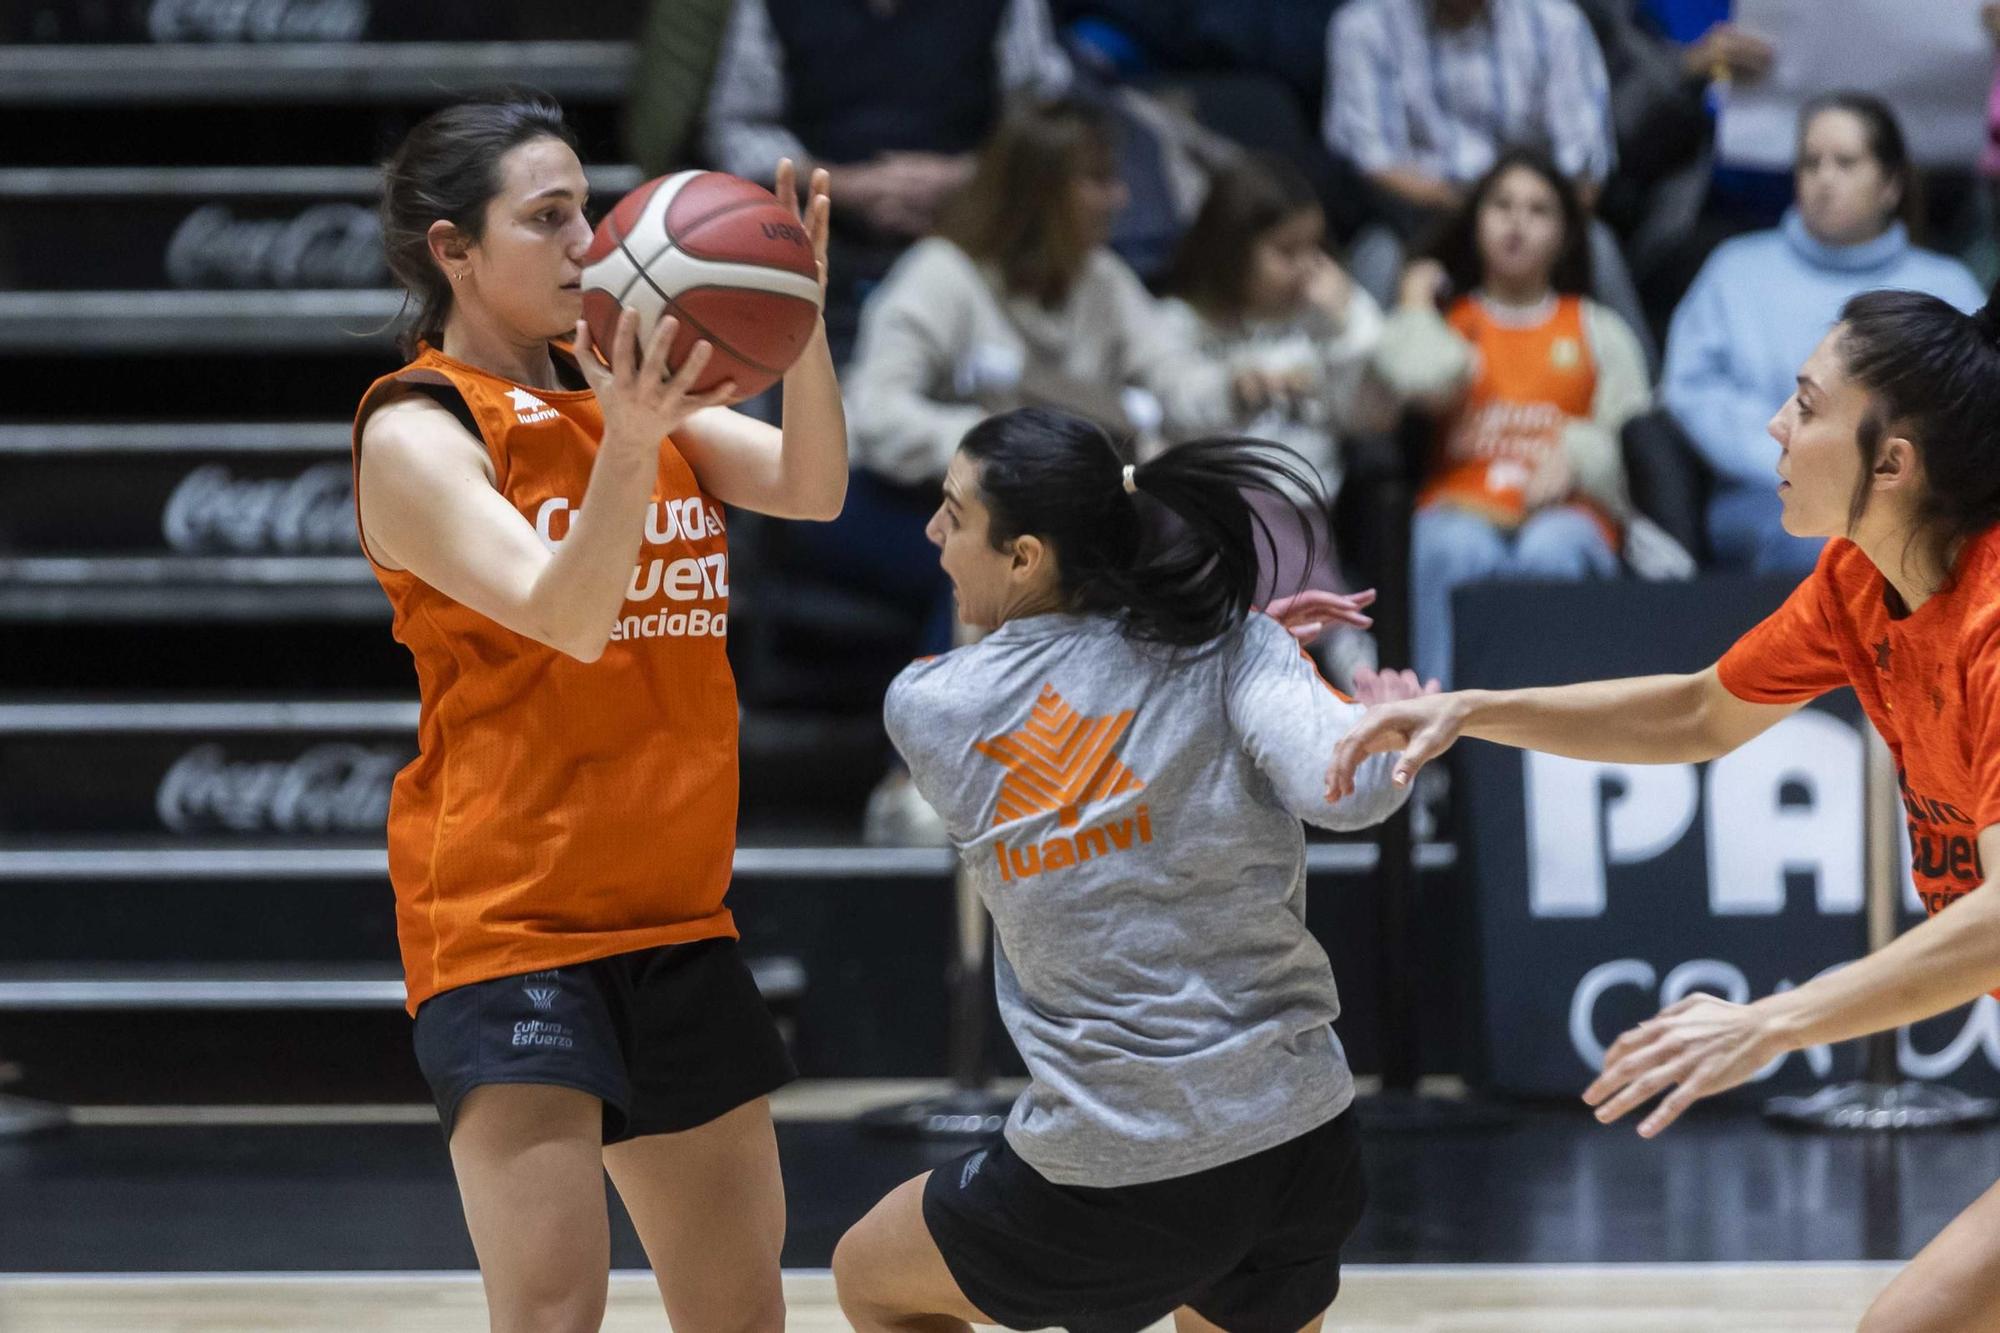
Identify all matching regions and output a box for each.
[863,768,952,847]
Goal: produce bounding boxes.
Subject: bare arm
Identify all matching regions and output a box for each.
[1584,826,2000,1137]
[1326,666,1803,798]
[669,161,848,522]
[357,312,732,663]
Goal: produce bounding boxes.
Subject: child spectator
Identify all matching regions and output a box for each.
[1376,148,1651,688]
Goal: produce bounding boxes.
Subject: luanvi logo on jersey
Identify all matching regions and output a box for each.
[156,742,403,833]
[163,462,355,553]
[977,685,1153,881]
[506,387,561,425]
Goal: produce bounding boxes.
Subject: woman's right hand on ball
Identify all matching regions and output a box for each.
[574,310,737,454]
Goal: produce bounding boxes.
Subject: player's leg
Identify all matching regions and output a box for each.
[832,1172,991,1333]
[601,1096,787,1333]
[447,1083,612,1333]
[1857,1176,2000,1333]
[597,939,794,1333]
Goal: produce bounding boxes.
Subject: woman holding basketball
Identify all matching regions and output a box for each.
[352,93,844,1333]
[1329,287,2000,1333]
[831,406,1424,1333]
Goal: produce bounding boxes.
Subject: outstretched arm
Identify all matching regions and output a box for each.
[1584,826,2000,1137]
[1326,666,1804,799]
[1227,622,1422,831]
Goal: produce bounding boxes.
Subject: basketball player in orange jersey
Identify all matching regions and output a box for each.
[1329,285,2000,1333]
[351,93,844,1333]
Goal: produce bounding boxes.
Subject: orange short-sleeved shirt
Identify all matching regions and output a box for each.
[353,342,739,1013]
[1419,294,1611,542]
[1718,527,2000,923]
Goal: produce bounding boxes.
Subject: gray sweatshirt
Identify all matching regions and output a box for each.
[884,611,1408,1187]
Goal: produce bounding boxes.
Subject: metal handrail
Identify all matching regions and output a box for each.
[0,841,1451,881]
[0,289,405,352]
[0,701,419,731]
[0,422,353,454]
[0,41,635,103]
[0,164,644,198]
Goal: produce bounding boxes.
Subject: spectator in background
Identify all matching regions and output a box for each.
[1054,0,1378,241]
[1155,153,1394,681]
[1158,154,1391,500]
[1375,149,1650,688]
[844,98,1215,493]
[834,96,1220,841]
[701,0,1072,360]
[1326,0,1613,221]
[1323,0,1654,366]
[1571,0,1773,331]
[1661,93,1985,576]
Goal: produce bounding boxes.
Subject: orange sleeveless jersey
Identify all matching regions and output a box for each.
[352,342,739,1013]
[1418,294,1612,541]
[1720,530,2000,973]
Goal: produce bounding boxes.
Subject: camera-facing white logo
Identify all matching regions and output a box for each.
[156,742,403,833]
[162,462,355,554]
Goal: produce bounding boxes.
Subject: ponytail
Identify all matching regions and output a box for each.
[958,407,1324,647]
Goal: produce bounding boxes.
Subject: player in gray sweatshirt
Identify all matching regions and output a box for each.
[832,407,1424,1333]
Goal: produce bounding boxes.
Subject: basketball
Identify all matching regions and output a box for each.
[579,170,823,401]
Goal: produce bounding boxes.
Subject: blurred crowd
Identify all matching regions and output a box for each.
[624,0,2000,831]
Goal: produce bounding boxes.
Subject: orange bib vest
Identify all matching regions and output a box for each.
[1420,294,1614,542]
[353,342,739,1013]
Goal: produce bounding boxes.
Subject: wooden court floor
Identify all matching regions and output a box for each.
[0,1264,1899,1332]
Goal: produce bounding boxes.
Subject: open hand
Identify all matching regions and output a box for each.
[1581,994,1788,1138]
[1262,588,1375,644]
[1350,666,1441,706]
[573,310,736,448]
[1325,689,1469,801]
[775,157,832,295]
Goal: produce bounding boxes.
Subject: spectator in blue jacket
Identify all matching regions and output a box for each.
[1661,93,1984,575]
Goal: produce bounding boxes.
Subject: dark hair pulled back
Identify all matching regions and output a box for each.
[958,407,1322,647]
[1162,152,1322,321]
[379,90,577,356]
[1837,282,2000,577]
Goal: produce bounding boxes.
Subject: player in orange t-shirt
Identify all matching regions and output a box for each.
[1332,283,2000,1330]
[353,94,846,1333]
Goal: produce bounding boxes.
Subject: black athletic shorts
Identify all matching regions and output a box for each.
[923,1109,1366,1333]
[412,936,796,1143]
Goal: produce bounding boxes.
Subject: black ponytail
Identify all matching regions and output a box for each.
[1837,281,2000,578]
[958,407,1324,647]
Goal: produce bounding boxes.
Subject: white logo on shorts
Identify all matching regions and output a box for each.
[524,986,558,1012]
[959,1150,988,1190]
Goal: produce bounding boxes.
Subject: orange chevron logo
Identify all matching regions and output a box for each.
[974,684,1145,828]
